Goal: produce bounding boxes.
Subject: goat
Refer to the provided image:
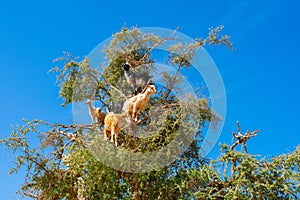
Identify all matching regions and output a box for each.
[103,112,127,146]
[123,85,156,122]
[122,62,152,95]
[86,100,106,125]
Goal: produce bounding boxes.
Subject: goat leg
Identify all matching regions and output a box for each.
[111,126,115,144]
[114,132,118,146]
[104,129,108,140]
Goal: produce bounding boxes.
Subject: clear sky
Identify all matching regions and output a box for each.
[0,0,299,199]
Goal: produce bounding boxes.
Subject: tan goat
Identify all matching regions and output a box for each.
[86,100,106,125]
[123,85,156,122]
[104,112,127,146]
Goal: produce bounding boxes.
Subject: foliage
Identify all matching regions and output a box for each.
[1,26,299,200]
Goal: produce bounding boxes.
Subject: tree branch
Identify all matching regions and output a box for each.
[230,121,259,151]
[98,72,128,100]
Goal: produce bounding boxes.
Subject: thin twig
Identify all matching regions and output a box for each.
[98,72,128,100]
[230,121,259,151]
[164,59,184,99]
[133,27,180,67]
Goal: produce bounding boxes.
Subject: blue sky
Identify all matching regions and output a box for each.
[0,0,299,198]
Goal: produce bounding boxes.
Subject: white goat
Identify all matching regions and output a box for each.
[123,85,156,122]
[86,100,106,125]
[104,112,127,146]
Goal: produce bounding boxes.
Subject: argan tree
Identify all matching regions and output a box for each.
[1,26,299,199]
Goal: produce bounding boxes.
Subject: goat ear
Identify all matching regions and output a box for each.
[148,80,155,86]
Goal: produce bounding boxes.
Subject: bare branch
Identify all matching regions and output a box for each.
[230,121,260,151]
[134,30,179,67]
[98,72,128,100]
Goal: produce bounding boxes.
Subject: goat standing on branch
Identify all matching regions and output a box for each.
[104,112,127,146]
[122,62,152,95]
[86,100,106,125]
[123,85,156,122]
